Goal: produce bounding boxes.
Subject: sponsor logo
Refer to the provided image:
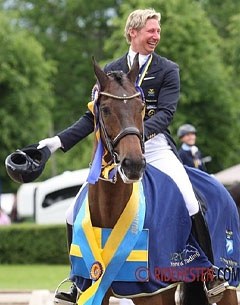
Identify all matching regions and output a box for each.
[170,244,200,267]
[226,230,234,255]
[147,89,155,97]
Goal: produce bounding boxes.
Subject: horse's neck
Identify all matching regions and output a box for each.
[88,179,133,228]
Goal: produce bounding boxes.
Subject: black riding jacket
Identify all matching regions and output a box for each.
[58,52,180,155]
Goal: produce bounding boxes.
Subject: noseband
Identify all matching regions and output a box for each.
[99,91,145,164]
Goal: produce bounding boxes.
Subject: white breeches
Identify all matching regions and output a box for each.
[66,134,199,225]
[144,134,199,216]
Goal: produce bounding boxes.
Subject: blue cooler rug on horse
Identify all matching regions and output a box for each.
[70,164,240,300]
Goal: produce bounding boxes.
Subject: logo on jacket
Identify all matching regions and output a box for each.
[147,89,155,97]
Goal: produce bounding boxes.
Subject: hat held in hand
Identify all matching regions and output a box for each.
[5,144,51,183]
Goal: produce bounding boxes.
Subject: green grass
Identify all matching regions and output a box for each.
[0,265,69,291]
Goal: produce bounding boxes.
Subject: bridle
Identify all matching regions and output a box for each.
[100,91,140,100]
[98,90,145,165]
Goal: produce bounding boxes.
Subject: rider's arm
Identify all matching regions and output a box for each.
[57,110,94,152]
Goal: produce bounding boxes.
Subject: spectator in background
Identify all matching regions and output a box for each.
[0,207,11,226]
[177,124,207,172]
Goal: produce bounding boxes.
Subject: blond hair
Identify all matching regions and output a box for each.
[124,8,161,44]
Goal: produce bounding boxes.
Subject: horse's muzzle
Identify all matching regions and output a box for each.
[118,157,146,183]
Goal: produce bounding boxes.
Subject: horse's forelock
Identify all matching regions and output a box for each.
[107,71,126,86]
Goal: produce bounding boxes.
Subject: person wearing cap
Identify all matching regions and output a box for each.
[177,124,206,171]
[36,8,223,304]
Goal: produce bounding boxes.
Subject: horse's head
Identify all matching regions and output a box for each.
[92,55,146,183]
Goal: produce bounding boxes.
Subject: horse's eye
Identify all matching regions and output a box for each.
[101,106,111,116]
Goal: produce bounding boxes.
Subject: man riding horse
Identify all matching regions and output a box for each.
[37,8,227,304]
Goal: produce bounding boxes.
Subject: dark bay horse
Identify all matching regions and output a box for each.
[70,57,239,305]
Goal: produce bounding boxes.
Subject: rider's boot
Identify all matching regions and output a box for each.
[191,210,229,303]
[54,223,79,305]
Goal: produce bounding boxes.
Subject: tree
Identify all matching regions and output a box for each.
[1,0,121,177]
[196,0,240,37]
[226,14,240,80]
[0,11,55,191]
[223,14,240,161]
[5,0,119,125]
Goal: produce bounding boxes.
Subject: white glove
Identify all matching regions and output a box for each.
[37,136,62,154]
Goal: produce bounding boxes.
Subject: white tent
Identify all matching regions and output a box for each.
[214,164,240,185]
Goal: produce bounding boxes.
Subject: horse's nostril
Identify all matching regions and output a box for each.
[122,157,146,171]
[122,158,132,168]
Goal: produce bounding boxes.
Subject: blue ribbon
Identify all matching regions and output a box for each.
[87,138,104,184]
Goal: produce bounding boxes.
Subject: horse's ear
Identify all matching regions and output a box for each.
[127,53,139,84]
[92,56,109,90]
